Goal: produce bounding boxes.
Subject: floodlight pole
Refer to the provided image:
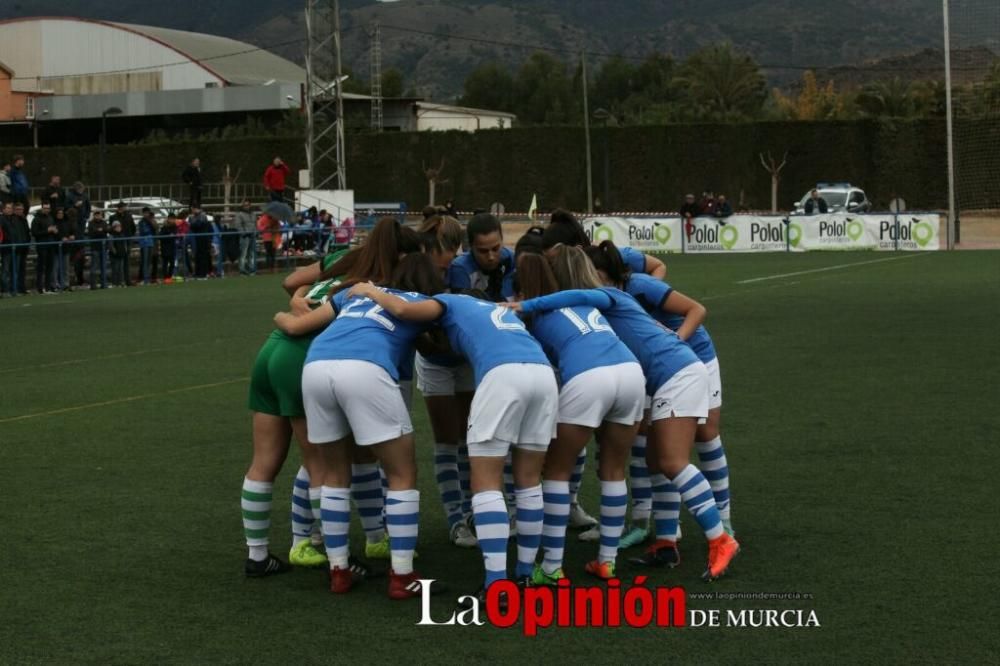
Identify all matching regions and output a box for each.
[943,0,957,250]
[305,0,347,191]
[582,51,593,214]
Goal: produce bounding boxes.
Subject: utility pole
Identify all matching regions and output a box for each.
[370,21,383,132]
[305,0,347,190]
[581,51,593,214]
[942,0,957,249]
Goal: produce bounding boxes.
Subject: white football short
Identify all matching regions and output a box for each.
[414,352,475,397]
[466,363,559,457]
[704,357,722,410]
[649,362,710,424]
[399,379,414,411]
[558,362,645,428]
[302,359,413,446]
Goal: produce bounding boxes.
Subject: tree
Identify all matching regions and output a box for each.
[459,62,515,112]
[774,70,854,120]
[676,44,767,121]
[856,78,920,118]
[381,68,405,98]
[513,52,574,125]
[592,56,636,115]
[759,151,788,213]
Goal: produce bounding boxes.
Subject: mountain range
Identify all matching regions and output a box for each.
[2,0,997,100]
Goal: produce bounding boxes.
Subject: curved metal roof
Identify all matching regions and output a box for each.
[109,22,305,86]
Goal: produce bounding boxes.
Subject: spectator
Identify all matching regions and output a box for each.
[30,201,57,293]
[263,157,290,203]
[54,207,74,290]
[256,212,279,272]
[10,156,29,208]
[444,200,457,217]
[43,175,67,210]
[159,214,178,282]
[137,207,158,284]
[175,212,193,276]
[109,221,128,287]
[699,190,717,217]
[804,189,828,215]
[11,203,30,293]
[680,193,701,239]
[87,211,109,290]
[109,201,136,286]
[182,157,203,208]
[0,201,15,294]
[715,194,734,220]
[188,206,213,279]
[0,163,11,205]
[67,182,92,225]
[210,217,223,276]
[233,200,256,275]
[66,208,86,289]
[331,212,355,247]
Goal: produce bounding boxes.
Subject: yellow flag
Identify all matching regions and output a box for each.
[528,194,538,220]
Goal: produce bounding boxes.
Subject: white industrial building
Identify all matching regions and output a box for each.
[0,16,514,141]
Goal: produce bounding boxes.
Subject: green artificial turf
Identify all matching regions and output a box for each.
[1,251,997,664]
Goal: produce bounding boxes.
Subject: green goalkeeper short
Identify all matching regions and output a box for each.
[248,330,314,418]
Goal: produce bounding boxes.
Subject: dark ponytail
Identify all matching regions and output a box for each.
[583,240,629,288]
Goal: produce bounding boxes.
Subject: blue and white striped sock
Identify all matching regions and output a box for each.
[598,480,628,564]
[351,463,386,544]
[320,486,351,570]
[541,480,571,575]
[569,449,587,505]
[386,489,419,575]
[696,436,731,520]
[433,443,464,529]
[515,484,544,578]
[291,466,313,546]
[671,464,724,539]
[308,486,323,544]
[503,453,516,505]
[472,490,510,587]
[457,442,472,517]
[651,473,680,541]
[629,436,652,524]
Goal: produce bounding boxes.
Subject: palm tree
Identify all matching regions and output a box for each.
[856,78,920,118]
[676,44,767,121]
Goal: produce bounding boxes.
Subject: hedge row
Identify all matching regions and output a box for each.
[13,119,991,211]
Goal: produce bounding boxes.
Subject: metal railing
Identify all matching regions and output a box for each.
[26,182,271,207]
[0,228,357,296]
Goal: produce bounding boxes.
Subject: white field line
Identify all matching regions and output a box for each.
[0,377,249,424]
[735,253,929,284]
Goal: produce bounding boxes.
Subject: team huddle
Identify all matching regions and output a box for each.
[240,210,739,606]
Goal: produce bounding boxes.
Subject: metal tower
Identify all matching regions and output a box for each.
[304,0,346,190]
[369,21,383,132]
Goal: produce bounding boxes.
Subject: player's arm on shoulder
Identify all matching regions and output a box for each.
[289,285,318,315]
[283,261,323,295]
[644,253,667,279]
[349,282,444,321]
[274,302,335,336]
[521,289,613,314]
[662,290,705,341]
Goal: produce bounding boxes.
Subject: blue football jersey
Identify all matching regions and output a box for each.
[618,246,647,274]
[527,305,638,384]
[433,293,549,385]
[519,288,700,394]
[305,288,429,381]
[625,273,717,364]
[447,247,516,301]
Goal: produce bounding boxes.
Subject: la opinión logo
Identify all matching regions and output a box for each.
[416,577,686,636]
